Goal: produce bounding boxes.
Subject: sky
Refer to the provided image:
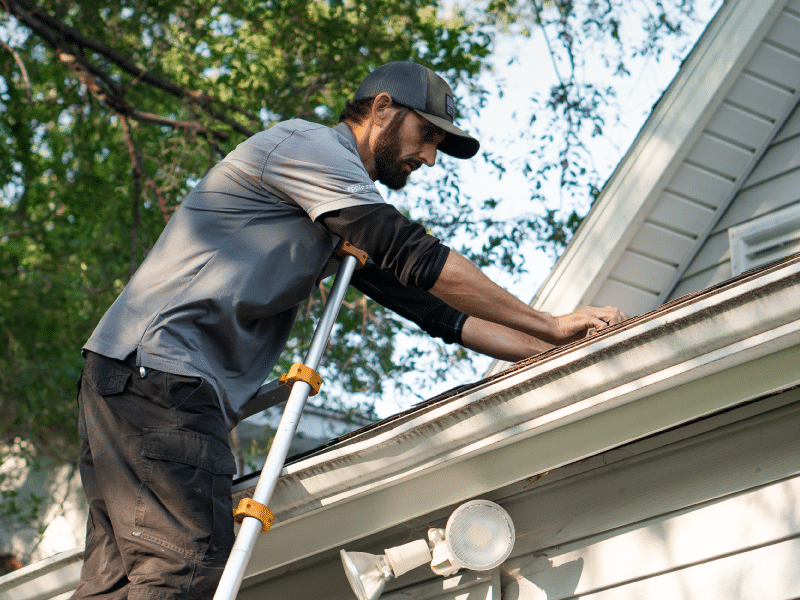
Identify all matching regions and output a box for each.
[370,0,723,418]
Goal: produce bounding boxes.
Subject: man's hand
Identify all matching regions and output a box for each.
[430,251,627,362]
[554,306,626,344]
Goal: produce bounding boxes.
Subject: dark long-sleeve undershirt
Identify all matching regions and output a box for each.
[318,203,467,344]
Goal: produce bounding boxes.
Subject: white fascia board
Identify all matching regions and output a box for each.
[531,0,789,317]
[235,257,800,586]
[0,548,83,600]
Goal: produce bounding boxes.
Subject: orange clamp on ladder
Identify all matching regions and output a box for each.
[232,498,274,533]
[333,239,368,267]
[214,241,368,600]
[279,363,323,396]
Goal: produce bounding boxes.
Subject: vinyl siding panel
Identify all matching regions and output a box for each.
[669,262,731,300]
[501,395,800,600]
[681,230,729,279]
[746,42,800,91]
[383,572,498,600]
[712,169,800,233]
[745,131,800,186]
[609,251,677,294]
[727,72,793,121]
[774,91,800,142]
[686,133,753,179]
[629,223,696,266]
[667,99,800,302]
[648,193,717,237]
[507,481,800,600]
[576,538,800,600]
[665,163,735,208]
[705,102,773,149]
[765,8,800,55]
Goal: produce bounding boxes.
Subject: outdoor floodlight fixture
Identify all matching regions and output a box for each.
[340,500,515,600]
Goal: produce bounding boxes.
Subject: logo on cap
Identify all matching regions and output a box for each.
[445,95,455,120]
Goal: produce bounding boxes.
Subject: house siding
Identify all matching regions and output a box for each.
[587,2,800,316]
[668,100,800,300]
[499,391,800,599]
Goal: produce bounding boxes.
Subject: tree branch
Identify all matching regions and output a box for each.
[120,115,171,222]
[1,38,32,102]
[55,50,125,110]
[297,72,333,120]
[9,0,262,127]
[128,109,230,141]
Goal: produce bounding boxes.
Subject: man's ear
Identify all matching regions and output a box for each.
[371,92,394,126]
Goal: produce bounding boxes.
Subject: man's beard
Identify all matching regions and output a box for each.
[374,110,416,190]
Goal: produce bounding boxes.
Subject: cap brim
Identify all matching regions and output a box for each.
[414,109,480,160]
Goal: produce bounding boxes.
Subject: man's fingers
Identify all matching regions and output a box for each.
[582,306,626,333]
[558,306,626,342]
[593,306,625,326]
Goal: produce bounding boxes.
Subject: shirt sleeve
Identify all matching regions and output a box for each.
[318,202,449,289]
[350,264,467,345]
[256,121,387,220]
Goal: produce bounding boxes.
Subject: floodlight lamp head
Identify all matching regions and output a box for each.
[340,540,432,600]
[429,499,516,577]
[340,549,392,600]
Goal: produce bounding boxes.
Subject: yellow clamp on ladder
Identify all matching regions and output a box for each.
[232,498,274,533]
[279,363,323,396]
[333,240,368,267]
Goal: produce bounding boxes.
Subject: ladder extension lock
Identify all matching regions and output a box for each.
[233,498,274,533]
[279,363,323,396]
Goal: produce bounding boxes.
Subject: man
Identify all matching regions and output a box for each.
[73,61,624,599]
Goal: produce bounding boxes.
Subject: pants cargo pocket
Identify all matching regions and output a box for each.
[131,428,237,572]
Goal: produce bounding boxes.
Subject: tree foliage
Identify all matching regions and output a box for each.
[0,0,706,469]
[417,0,705,272]
[0,0,490,462]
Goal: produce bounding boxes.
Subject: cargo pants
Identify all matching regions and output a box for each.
[72,352,237,599]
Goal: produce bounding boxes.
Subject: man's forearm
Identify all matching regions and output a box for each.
[429,250,562,343]
[460,316,554,362]
[431,250,626,352]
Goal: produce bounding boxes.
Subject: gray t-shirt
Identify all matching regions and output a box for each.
[85,120,385,429]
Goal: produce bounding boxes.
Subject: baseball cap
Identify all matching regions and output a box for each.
[353,62,480,159]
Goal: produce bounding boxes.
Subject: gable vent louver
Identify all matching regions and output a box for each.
[729,203,800,276]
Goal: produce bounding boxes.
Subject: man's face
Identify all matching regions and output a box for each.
[373,108,445,190]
